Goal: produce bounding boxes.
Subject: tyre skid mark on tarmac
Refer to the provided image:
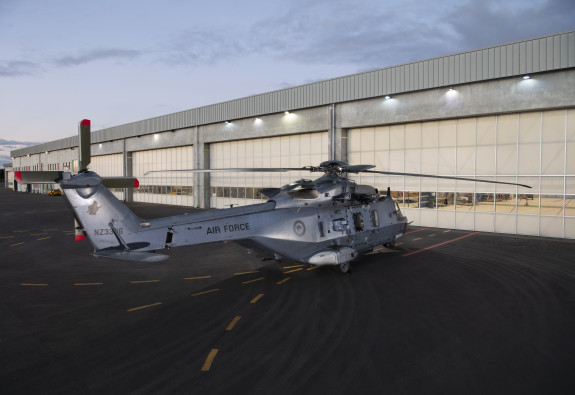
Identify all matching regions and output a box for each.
[198,268,305,373]
[12,227,479,375]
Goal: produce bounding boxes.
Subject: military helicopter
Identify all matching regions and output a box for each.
[15,120,531,274]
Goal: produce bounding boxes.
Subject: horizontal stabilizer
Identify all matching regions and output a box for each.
[93,250,169,262]
[15,171,63,184]
[101,177,140,188]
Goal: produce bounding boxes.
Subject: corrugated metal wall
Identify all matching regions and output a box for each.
[13,31,575,157]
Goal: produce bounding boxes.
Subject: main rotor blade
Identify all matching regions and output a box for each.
[343,165,376,173]
[361,170,532,189]
[144,167,310,176]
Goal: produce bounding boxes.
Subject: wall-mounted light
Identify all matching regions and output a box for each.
[98,144,103,148]
[284,111,290,115]
[225,120,230,124]
[255,118,262,125]
[384,95,391,100]
[523,75,531,80]
[448,87,454,91]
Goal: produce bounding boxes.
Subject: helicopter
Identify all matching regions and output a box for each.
[15,119,531,274]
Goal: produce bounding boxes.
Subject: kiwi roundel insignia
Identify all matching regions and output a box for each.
[293,220,306,236]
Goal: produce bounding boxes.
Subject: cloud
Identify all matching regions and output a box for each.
[247,0,575,70]
[0,60,42,77]
[447,0,575,50]
[156,30,245,67]
[54,48,141,67]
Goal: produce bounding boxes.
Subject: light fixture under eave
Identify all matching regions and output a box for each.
[225,120,230,124]
[523,75,531,80]
[284,111,290,115]
[384,95,391,100]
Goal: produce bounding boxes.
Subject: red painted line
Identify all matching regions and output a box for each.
[405,227,430,235]
[402,231,480,257]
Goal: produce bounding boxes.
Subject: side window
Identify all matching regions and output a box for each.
[353,212,364,231]
[371,210,379,227]
[318,222,325,238]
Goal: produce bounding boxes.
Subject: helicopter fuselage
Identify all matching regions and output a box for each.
[126,174,408,270]
[63,171,407,272]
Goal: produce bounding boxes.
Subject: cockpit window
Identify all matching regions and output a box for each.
[282,179,314,191]
[288,189,320,200]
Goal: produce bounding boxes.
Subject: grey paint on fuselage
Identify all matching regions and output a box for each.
[63,171,407,265]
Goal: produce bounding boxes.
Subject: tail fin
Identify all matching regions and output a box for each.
[62,171,169,262]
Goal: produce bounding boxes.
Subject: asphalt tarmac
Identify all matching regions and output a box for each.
[1,188,575,394]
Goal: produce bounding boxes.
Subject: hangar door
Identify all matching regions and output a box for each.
[132,146,195,206]
[210,132,329,208]
[90,154,124,200]
[347,109,575,239]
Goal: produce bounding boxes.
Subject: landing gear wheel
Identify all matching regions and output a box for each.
[385,240,396,248]
[338,261,350,274]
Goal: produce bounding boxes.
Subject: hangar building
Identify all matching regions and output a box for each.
[8,31,575,239]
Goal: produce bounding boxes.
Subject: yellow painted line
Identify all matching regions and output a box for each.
[31,233,49,236]
[74,283,104,286]
[37,237,51,241]
[413,238,422,241]
[13,230,28,233]
[234,271,259,276]
[443,230,451,233]
[42,228,59,231]
[192,289,219,296]
[250,293,264,304]
[276,277,291,285]
[0,236,14,239]
[10,242,24,247]
[225,315,242,331]
[66,233,75,236]
[21,283,48,286]
[396,242,403,246]
[201,349,219,372]
[242,277,265,284]
[126,302,162,312]
[284,268,303,274]
[429,234,436,237]
[306,265,320,271]
[130,280,160,284]
[184,276,212,280]
[282,264,305,269]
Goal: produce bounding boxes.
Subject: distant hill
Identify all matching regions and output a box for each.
[0,139,42,165]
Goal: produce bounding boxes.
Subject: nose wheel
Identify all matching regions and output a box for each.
[338,261,350,274]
